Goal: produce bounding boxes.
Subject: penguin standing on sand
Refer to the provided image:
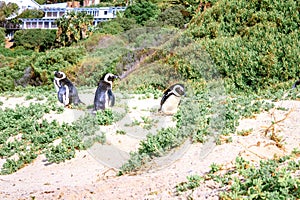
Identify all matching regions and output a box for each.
[93,73,119,112]
[53,71,83,106]
[159,83,186,115]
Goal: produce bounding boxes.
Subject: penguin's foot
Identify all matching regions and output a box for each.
[65,104,72,109]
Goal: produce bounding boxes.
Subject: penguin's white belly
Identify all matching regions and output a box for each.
[161,95,181,115]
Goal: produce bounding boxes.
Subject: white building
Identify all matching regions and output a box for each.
[3,0,126,29]
[19,6,126,29]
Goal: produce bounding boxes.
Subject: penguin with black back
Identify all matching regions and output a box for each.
[53,71,83,106]
[93,73,119,113]
[159,83,186,115]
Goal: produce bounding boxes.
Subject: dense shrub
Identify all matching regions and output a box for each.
[0,47,86,91]
[124,1,160,25]
[0,46,33,57]
[97,17,141,35]
[114,17,140,31]
[158,5,187,28]
[17,8,44,18]
[55,11,94,47]
[72,35,126,86]
[98,20,124,35]
[0,2,19,20]
[188,0,300,92]
[14,29,56,52]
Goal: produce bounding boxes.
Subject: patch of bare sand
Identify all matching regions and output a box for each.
[0,94,299,199]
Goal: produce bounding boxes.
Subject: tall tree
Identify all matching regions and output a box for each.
[55,11,93,46]
[0,2,19,21]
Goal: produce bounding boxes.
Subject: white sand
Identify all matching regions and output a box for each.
[0,92,299,199]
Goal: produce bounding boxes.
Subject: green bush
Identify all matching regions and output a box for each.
[188,0,300,92]
[158,5,186,28]
[98,20,124,35]
[75,36,125,86]
[0,46,34,57]
[220,156,300,199]
[0,90,104,174]
[14,29,56,52]
[97,17,140,35]
[124,1,160,25]
[95,109,115,125]
[0,46,86,91]
[55,11,94,47]
[176,155,300,199]
[17,8,44,18]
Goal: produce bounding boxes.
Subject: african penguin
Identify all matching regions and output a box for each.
[159,83,186,115]
[292,80,300,89]
[93,73,119,112]
[53,71,83,106]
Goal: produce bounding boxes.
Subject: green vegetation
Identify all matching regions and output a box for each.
[0,46,86,91]
[55,11,94,47]
[176,174,204,193]
[188,0,300,92]
[17,8,44,19]
[0,2,18,21]
[119,90,213,174]
[176,154,300,199]
[124,1,160,25]
[0,2,299,198]
[0,89,105,174]
[95,109,115,125]
[14,29,56,52]
[220,156,300,199]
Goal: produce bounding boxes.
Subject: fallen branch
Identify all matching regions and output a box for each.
[264,108,294,136]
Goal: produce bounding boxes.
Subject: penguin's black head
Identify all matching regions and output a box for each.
[171,84,185,97]
[102,73,119,83]
[54,71,66,79]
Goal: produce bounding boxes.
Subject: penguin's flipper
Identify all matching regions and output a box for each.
[57,86,66,104]
[160,89,172,108]
[94,87,106,111]
[108,89,115,107]
[292,80,300,89]
[58,92,64,103]
[63,85,70,106]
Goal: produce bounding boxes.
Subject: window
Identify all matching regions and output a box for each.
[104,11,107,15]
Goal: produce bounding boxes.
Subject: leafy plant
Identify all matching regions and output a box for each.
[0,89,105,174]
[176,155,300,199]
[95,109,115,125]
[14,29,56,52]
[116,130,126,135]
[55,11,94,47]
[176,175,204,193]
[188,0,300,92]
[220,156,300,199]
[124,1,160,25]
